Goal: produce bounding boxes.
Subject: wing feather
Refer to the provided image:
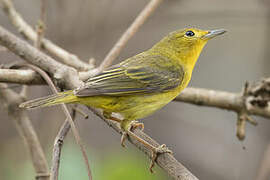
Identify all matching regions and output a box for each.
[75,54,184,97]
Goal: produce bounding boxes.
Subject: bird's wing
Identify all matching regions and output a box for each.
[75,54,184,97]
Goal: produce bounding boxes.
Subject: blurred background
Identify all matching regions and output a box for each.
[0,0,270,179]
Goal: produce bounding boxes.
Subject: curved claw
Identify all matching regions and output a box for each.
[149,144,172,173]
[130,120,144,131]
[119,120,172,173]
[121,131,128,148]
[120,120,145,147]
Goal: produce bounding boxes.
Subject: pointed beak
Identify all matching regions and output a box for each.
[202,29,227,40]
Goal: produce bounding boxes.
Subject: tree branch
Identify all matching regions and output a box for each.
[34,0,46,49]
[0,83,49,180]
[175,87,270,119]
[51,106,87,180]
[0,25,82,89]
[0,68,44,84]
[0,22,196,180]
[0,0,93,71]
[51,119,70,180]
[175,84,270,140]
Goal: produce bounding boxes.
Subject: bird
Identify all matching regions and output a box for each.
[20,28,226,172]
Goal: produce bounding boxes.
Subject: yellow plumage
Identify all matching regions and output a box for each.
[20,28,226,129]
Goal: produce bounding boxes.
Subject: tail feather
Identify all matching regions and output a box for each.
[19,90,76,109]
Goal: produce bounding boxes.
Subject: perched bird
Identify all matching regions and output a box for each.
[20,28,226,172]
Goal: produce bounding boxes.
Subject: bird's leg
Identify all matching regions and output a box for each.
[120,120,144,147]
[121,120,172,173]
[103,113,172,172]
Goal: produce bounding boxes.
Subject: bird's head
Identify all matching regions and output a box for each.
[151,28,226,68]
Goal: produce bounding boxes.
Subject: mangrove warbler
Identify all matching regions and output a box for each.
[20,28,226,171]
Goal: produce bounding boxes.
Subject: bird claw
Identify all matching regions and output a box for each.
[129,120,144,131]
[119,121,172,173]
[120,120,144,147]
[149,144,172,173]
[121,131,127,148]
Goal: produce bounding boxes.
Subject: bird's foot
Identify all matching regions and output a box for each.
[120,120,172,173]
[121,120,144,147]
[149,144,172,173]
[129,120,144,131]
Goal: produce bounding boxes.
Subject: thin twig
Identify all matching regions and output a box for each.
[51,108,78,180]
[98,0,163,72]
[1,0,93,71]
[24,64,92,180]
[35,0,46,49]
[0,83,49,180]
[51,119,70,180]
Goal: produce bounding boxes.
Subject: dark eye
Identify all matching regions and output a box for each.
[185,31,195,37]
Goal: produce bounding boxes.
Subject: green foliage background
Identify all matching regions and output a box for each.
[0,142,168,180]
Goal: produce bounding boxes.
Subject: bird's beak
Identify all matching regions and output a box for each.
[202,29,227,40]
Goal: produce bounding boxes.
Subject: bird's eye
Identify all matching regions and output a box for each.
[185,31,195,37]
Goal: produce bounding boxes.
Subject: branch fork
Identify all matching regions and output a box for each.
[236,82,257,140]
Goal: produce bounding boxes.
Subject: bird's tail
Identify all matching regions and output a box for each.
[19,90,77,109]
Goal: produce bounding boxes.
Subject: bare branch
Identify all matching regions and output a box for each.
[175,86,270,140]
[98,0,163,72]
[0,83,49,180]
[0,67,91,85]
[0,24,196,180]
[35,0,47,49]
[1,0,93,71]
[51,119,70,180]
[0,68,44,84]
[0,25,82,88]
[175,87,270,118]
[51,106,85,180]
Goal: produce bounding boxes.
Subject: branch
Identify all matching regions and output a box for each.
[175,84,270,140]
[0,25,82,89]
[0,68,44,84]
[0,23,196,180]
[51,119,70,180]
[175,87,270,118]
[0,0,93,71]
[98,0,163,71]
[35,0,46,49]
[0,67,90,85]
[51,107,87,180]
[0,83,49,180]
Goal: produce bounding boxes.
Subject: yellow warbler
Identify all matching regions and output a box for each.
[20,28,226,171]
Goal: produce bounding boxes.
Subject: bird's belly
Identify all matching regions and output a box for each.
[77,89,181,120]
